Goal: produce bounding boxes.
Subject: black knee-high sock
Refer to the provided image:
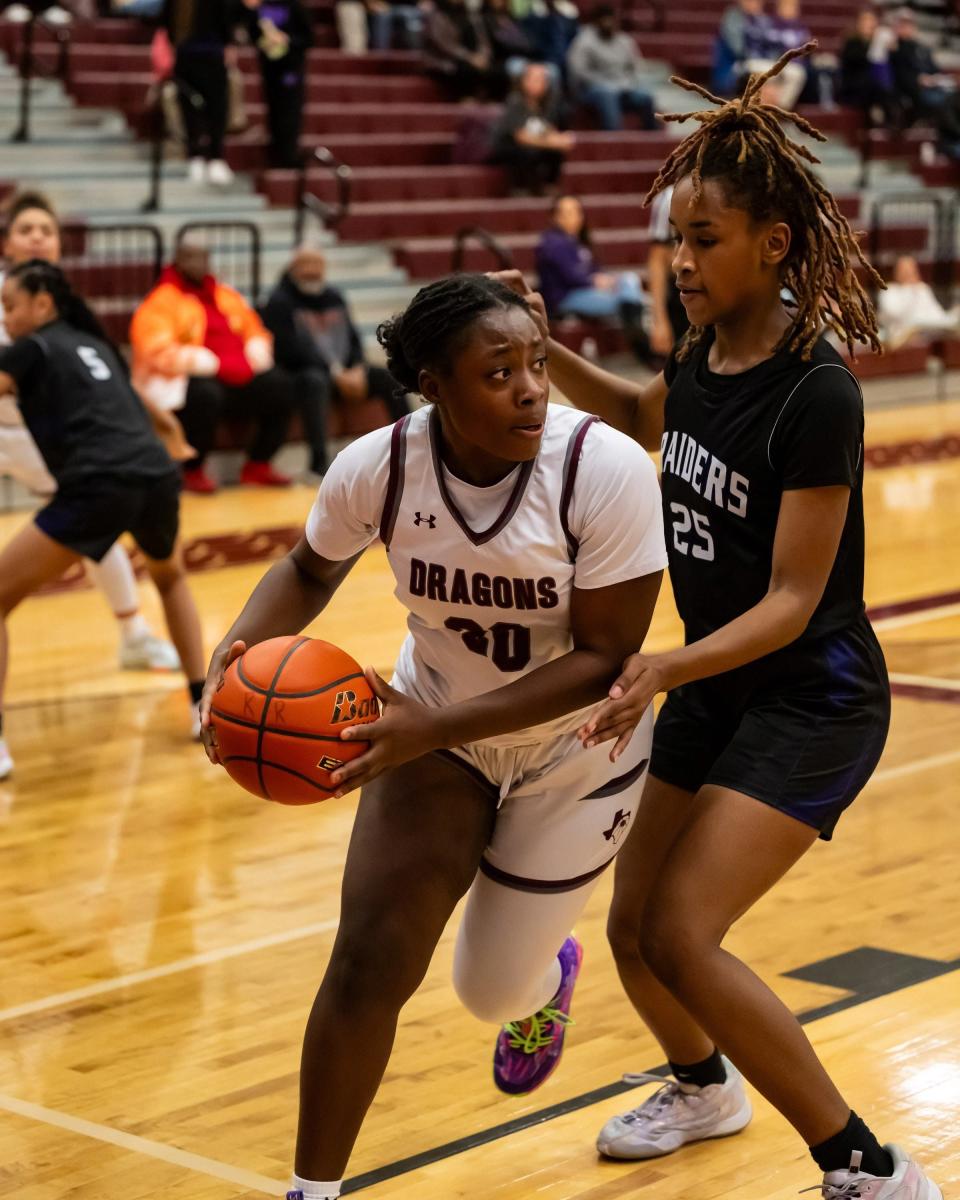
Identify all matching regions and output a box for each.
[668,1046,727,1089]
[810,1111,894,1178]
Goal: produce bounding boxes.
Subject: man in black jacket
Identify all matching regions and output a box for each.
[260,247,409,476]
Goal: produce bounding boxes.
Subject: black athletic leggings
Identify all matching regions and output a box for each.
[175,46,228,160]
[180,369,295,468]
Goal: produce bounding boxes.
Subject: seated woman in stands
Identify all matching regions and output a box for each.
[878,255,960,350]
[535,194,648,359]
[491,63,573,196]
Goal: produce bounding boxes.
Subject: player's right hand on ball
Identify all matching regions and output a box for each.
[200,640,247,765]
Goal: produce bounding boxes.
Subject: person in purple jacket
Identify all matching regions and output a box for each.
[535,195,648,358]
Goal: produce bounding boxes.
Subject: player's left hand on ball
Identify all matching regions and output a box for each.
[330,668,441,795]
[578,652,666,762]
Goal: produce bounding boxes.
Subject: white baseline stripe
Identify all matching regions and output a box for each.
[889,672,960,692]
[872,601,960,633]
[872,747,960,785]
[0,1092,286,1195]
[0,916,340,1025]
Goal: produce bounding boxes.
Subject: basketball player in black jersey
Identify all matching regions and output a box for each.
[499,43,941,1200]
[0,261,207,764]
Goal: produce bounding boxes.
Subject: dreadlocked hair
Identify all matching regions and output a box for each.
[377,274,532,395]
[8,259,118,352]
[645,42,883,362]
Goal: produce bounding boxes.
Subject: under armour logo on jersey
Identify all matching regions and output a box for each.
[414,512,437,529]
[602,809,632,845]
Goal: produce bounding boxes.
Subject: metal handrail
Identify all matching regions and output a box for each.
[294,146,353,244]
[142,77,206,214]
[869,192,954,304]
[9,11,72,144]
[451,226,514,274]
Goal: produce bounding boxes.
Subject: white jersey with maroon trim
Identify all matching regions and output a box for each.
[305,402,666,750]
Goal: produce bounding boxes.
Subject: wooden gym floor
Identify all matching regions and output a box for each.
[1,396,959,1200]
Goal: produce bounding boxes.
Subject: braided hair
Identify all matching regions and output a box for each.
[6,259,113,347]
[378,274,532,395]
[646,43,883,361]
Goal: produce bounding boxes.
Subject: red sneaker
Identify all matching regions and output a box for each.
[182,466,218,494]
[240,460,292,487]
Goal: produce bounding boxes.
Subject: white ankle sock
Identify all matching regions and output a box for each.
[292,1174,342,1199]
[119,613,151,641]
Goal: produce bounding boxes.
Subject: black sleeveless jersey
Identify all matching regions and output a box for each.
[661,332,865,648]
[0,319,171,487]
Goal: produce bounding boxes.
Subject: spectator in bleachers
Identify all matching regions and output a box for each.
[890,7,960,132]
[334,0,368,52]
[713,0,769,96]
[164,0,246,187]
[491,62,573,194]
[517,0,579,81]
[424,0,498,101]
[483,0,556,88]
[566,5,658,132]
[535,194,649,358]
[240,0,313,168]
[839,8,899,125]
[645,183,689,356]
[130,241,295,494]
[879,254,960,348]
[367,0,426,50]
[260,247,409,478]
[724,0,809,107]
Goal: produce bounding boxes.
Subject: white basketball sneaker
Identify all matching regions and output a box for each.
[119,632,180,672]
[809,1146,942,1199]
[0,739,13,781]
[597,1056,752,1159]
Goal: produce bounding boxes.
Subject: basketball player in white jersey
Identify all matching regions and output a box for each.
[0,192,178,683]
[200,274,667,1200]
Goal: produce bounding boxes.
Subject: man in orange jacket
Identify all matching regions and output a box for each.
[130,241,295,493]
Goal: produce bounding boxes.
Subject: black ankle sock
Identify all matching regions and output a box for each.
[810,1111,894,1178]
[668,1046,727,1089]
[188,680,204,705]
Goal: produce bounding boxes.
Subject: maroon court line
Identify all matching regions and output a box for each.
[866,589,960,622]
[889,682,960,707]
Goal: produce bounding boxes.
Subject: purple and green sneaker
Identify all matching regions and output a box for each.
[493,935,583,1095]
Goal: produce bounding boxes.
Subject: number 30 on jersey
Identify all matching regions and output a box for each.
[669,502,714,561]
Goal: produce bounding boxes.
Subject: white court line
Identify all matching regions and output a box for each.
[0,916,340,1025]
[872,601,960,632]
[0,1092,286,1195]
[889,672,960,692]
[872,746,960,784]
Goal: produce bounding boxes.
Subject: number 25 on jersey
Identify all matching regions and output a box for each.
[670,502,714,561]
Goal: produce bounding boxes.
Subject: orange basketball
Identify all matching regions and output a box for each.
[210,635,379,805]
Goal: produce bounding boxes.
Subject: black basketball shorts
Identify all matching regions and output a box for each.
[35,469,182,563]
[649,615,891,840]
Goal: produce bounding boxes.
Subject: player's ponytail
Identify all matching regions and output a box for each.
[6,259,115,349]
[377,274,532,396]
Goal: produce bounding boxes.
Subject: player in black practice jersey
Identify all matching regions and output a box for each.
[0,262,207,770]
[499,44,940,1200]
